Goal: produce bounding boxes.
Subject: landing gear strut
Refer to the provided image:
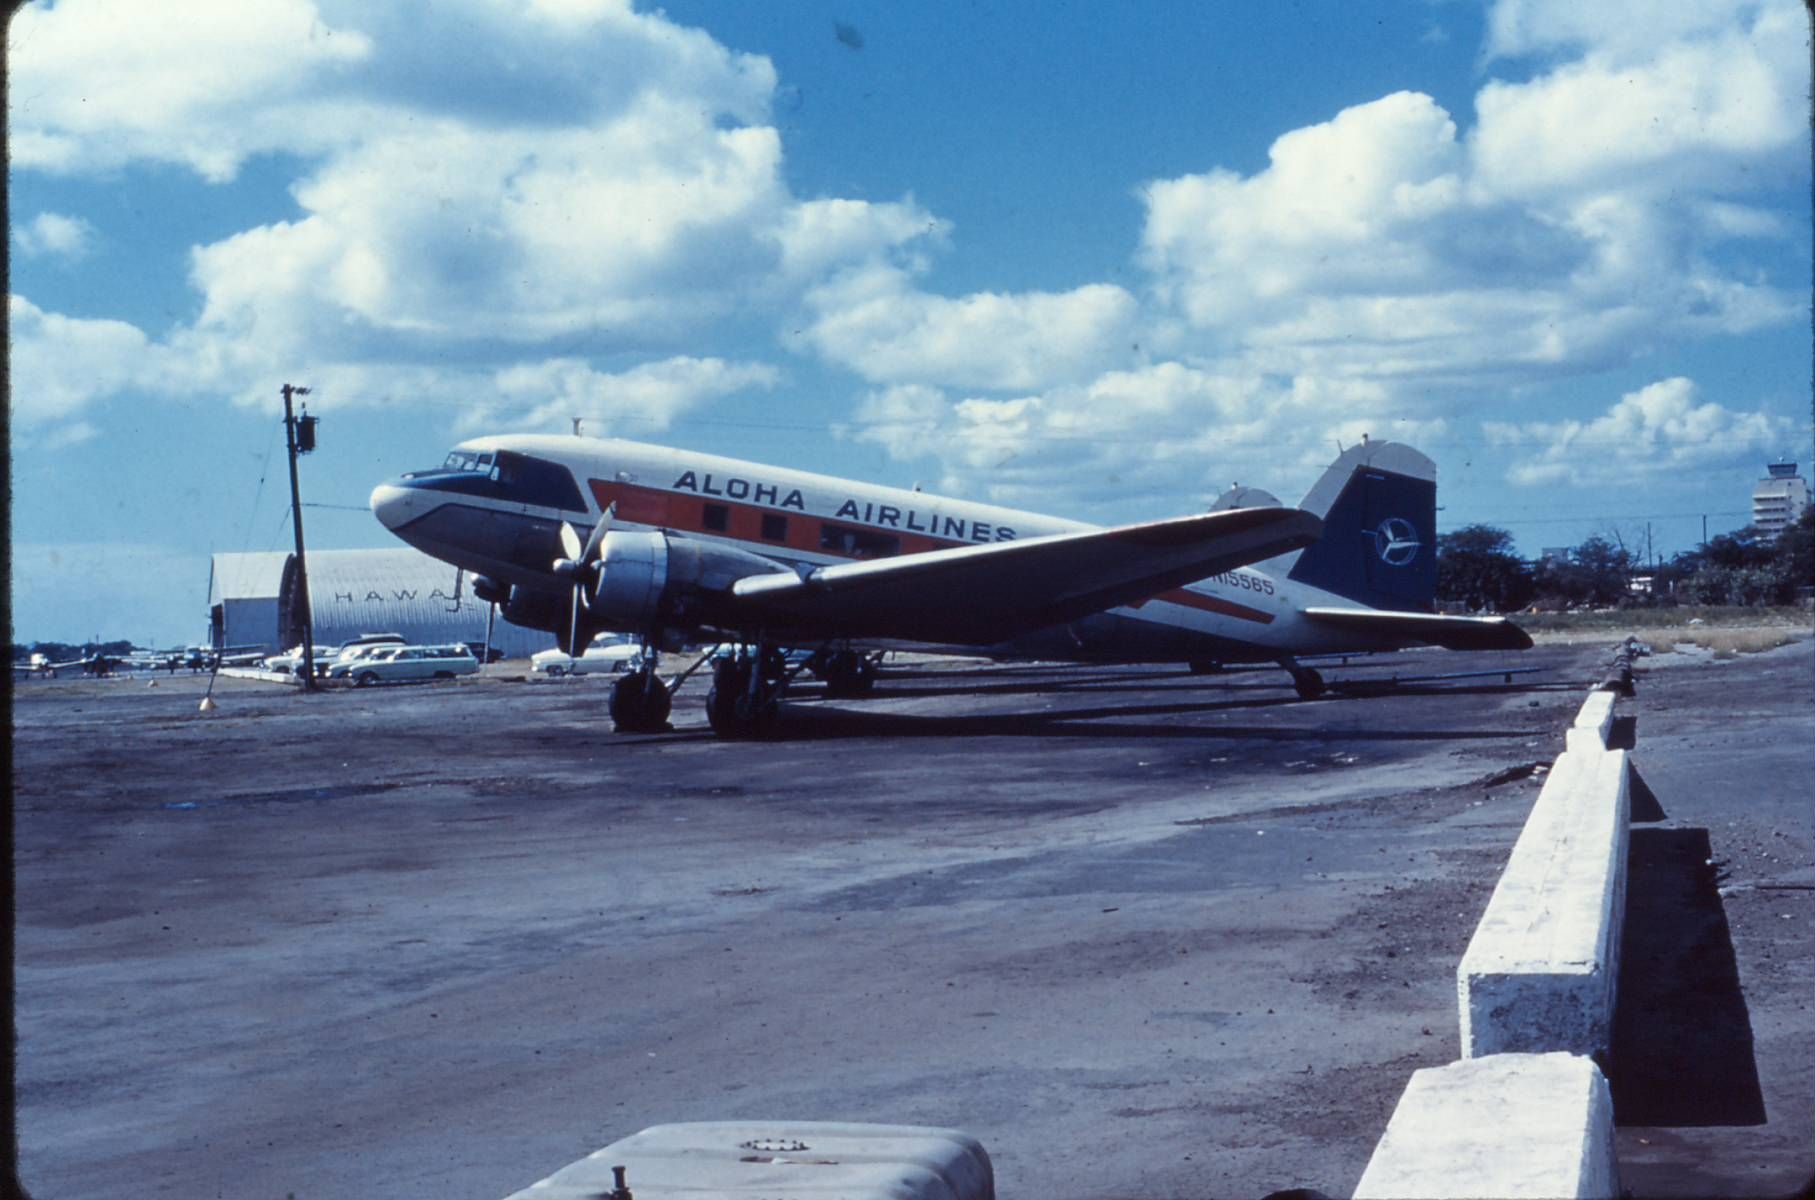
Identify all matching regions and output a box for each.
[1280,655,1326,701]
[706,644,785,738]
[609,648,672,732]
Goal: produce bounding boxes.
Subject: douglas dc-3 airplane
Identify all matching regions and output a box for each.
[370,434,1530,736]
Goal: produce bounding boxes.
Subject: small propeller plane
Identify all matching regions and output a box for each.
[370,434,1529,736]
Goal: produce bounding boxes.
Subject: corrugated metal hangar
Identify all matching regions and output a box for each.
[207,549,556,658]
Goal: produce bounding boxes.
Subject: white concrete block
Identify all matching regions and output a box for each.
[1571,690,1617,747]
[1458,748,1630,1059]
[1354,1053,1620,1199]
[504,1121,994,1199]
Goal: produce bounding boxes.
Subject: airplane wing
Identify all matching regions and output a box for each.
[724,506,1322,644]
[1300,607,1533,651]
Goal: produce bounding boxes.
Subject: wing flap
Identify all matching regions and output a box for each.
[1301,607,1533,651]
[728,506,1322,644]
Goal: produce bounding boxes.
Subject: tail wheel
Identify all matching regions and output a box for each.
[820,649,878,697]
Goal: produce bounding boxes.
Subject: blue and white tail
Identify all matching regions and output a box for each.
[1281,441,1438,613]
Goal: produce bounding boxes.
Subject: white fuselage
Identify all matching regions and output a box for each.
[372,434,1388,663]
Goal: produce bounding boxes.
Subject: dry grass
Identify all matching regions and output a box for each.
[1523,606,1813,649]
[1659,627,1807,659]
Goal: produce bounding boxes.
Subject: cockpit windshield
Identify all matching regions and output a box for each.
[408,447,587,512]
[440,450,495,473]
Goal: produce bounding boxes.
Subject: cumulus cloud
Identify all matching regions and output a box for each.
[12,212,97,259]
[1484,377,1794,485]
[798,266,1139,392]
[1484,0,1781,64]
[473,355,781,434]
[7,295,171,436]
[841,365,1450,514]
[1472,2,1806,199]
[8,0,942,444]
[8,0,373,181]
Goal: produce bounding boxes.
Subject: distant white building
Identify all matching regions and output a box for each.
[1752,461,1810,537]
[207,548,556,658]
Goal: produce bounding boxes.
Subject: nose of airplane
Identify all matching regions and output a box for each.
[369,480,418,531]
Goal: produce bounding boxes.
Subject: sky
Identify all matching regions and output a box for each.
[8,0,1812,646]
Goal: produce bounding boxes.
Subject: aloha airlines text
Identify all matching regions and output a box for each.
[671,471,1017,543]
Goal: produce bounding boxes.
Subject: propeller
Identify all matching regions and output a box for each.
[552,503,615,655]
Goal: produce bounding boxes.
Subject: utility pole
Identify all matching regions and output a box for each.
[282,384,318,691]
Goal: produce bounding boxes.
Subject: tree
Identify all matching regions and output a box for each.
[1534,534,1633,608]
[1437,524,1535,613]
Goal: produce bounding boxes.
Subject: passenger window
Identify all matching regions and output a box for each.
[761,513,788,541]
[818,521,900,558]
[703,503,730,532]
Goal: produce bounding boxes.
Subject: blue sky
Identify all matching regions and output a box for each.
[9,0,1811,646]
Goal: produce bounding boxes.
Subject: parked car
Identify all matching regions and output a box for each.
[328,643,478,686]
[268,633,406,677]
[460,641,507,663]
[531,635,643,677]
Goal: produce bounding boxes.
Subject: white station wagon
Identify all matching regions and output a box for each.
[329,643,478,686]
[530,635,643,677]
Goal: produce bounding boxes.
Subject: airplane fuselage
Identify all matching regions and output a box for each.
[371,434,1405,664]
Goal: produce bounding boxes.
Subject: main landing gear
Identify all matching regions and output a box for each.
[706,645,789,738]
[608,652,673,733]
[1279,655,1326,701]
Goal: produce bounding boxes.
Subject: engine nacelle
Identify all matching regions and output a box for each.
[586,530,786,630]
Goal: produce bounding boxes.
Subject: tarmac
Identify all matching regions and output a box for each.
[10,637,1813,1199]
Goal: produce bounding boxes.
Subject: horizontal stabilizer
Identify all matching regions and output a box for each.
[730,506,1323,645]
[1301,607,1533,651]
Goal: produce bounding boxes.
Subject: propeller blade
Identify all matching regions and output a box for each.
[567,584,582,656]
[558,521,584,564]
[581,502,615,564]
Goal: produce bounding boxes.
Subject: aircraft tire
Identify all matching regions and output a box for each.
[706,659,776,737]
[610,672,671,732]
[1292,668,1326,701]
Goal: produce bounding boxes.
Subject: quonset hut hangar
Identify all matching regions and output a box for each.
[207,549,556,659]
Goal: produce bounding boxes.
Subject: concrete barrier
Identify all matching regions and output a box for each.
[1566,689,1617,752]
[1353,1052,1620,1199]
[504,1121,994,1199]
[1457,744,1630,1059]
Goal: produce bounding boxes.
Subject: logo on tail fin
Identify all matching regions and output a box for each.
[1370,517,1421,567]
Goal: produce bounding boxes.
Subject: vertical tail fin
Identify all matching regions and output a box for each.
[1283,441,1437,613]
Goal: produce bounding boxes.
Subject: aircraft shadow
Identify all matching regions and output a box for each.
[794,676,1299,703]
[1610,826,1766,1127]
[769,690,1546,742]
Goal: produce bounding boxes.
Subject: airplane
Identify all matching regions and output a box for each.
[369,433,1530,737]
[13,650,120,678]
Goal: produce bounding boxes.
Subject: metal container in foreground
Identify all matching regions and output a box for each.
[504,1121,994,1200]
